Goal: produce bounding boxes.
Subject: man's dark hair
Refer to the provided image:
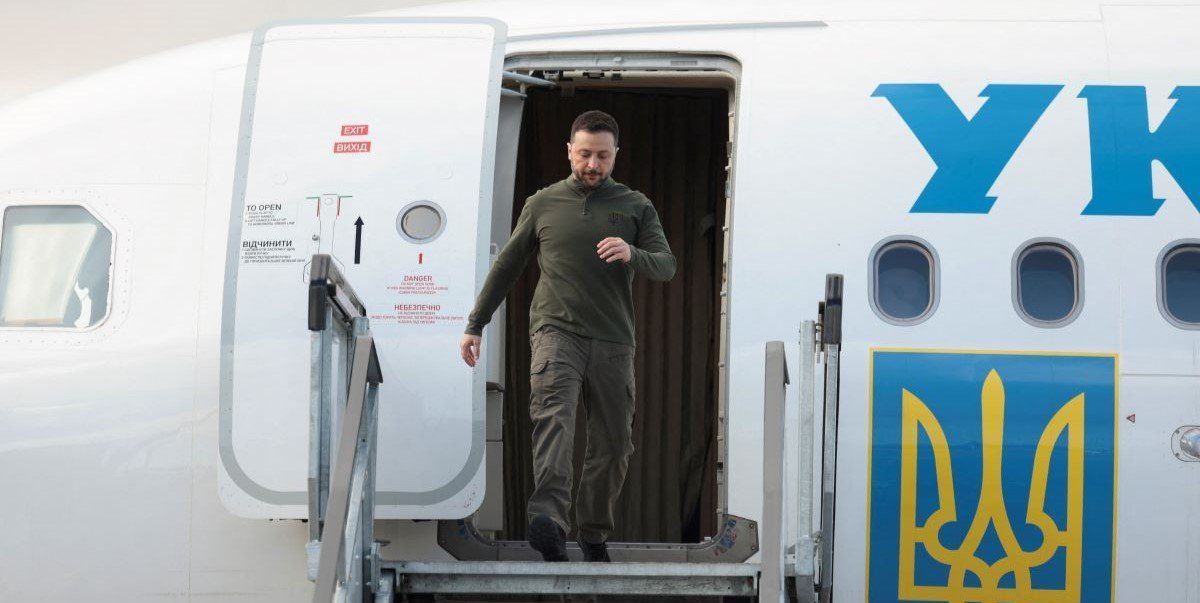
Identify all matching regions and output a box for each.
[569,110,619,146]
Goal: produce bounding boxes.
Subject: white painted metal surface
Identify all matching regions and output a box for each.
[222,18,504,519]
[0,1,1197,600]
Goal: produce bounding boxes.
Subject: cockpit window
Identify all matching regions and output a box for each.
[871,238,938,325]
[0,205,113,328]
[1159,242,1200,328]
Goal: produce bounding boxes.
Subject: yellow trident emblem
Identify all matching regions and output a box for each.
[899,369,1084,603]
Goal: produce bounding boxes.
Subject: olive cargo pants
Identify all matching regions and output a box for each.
[526,325,636,544]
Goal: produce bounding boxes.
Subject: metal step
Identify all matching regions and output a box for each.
[436,515,759,563]
[387,561,759,597]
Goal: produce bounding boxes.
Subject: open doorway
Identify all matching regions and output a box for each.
[496,56,737,545]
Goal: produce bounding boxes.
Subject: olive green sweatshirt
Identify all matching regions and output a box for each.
[465,176,676,345]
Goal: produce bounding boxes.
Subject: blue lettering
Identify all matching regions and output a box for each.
[1078,86,1200,216]
[873,84,1063,213]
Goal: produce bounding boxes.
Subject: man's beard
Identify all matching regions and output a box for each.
[574,168,607,189]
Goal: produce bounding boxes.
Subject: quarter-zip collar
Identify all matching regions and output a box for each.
[567,173,616,198]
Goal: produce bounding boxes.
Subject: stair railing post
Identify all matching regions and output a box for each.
[760,341,789,603]
[305,255,385,603]
[793,320,819,603]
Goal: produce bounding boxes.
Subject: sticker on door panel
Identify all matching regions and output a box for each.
[243,201,298,228]
[239,198,309,267]
[867,349,1117,602]
[240,238,306,266]
[333,141,372,153]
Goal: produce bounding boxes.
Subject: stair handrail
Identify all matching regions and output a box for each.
[761,341,790,603]
[792,320,819,603]
[307,254,385,603]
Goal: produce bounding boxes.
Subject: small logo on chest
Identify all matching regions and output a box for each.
[607,212,625,225]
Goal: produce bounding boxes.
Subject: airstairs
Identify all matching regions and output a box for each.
[304,254,844,602]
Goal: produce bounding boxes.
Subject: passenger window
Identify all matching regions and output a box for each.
[871,239,936,324]
[0,205,113,328]
[1160,243,1200,327]
[1014,241,1081,326]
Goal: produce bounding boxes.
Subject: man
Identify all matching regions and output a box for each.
[459,110,676,562]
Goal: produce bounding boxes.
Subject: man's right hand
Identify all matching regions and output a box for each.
[460,333,482,367]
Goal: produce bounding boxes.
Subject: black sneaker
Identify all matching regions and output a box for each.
[527,515,568,562]
[577,537,611,562]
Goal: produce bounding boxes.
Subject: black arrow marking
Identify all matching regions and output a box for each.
[354,217,364,264]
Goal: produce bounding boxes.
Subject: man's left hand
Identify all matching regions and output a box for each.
[597,237,631,263]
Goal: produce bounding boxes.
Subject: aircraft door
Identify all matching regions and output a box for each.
[1113,237,1200,601]
[219,18,507,519]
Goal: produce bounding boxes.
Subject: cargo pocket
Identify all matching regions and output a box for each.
[530,330,578,411]
[529,357,553,415]
[529,349,551,407]
[530,338,555,376]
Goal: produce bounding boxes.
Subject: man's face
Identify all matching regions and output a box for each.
[567,129,618,188]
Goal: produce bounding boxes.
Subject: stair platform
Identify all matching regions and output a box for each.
[387,561,760,597]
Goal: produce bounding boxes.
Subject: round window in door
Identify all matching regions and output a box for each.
[869,237,939,325]
[396,200,446,244]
